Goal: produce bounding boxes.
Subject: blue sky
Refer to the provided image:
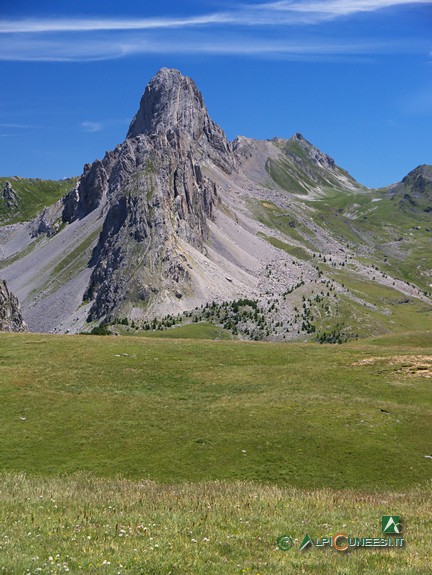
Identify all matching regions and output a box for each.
[0,0,431,188]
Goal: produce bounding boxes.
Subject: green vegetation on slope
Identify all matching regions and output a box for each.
[250,200,315,248]
[265,156,310,195]
[111,299,276,341]
[259,233,312,261]
[1,332,432,489]
[308,187,432,292]
[312,271,432,339]
[0,176,77,225]
[1,473,430,575]
[266,138,362,196]
[116,321,233,340]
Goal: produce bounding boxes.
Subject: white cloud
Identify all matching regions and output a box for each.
[0,1,431,33]
[0,123,35,128]
[0,33,408,62]
[80,121,103,132]
[263,0,432,15]
[0,1,429,61]
[0,14,230,34]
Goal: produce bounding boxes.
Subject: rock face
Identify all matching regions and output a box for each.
[31,198,64,237]
[63,68,235,321]
[0,279,27,332]
[127,68,233,173]
[1,181,20,209]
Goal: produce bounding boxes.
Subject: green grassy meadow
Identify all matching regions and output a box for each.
[1,332,431,573]
[0,177,77,225]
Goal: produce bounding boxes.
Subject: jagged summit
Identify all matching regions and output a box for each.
[127,68,226,146]
[60,68,237,321]
[126,68,233,174]
[127,68,201,138]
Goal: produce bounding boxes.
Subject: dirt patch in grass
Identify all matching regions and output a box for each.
[353,355,432,378]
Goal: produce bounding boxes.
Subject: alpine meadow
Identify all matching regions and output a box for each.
[1,1,432,573]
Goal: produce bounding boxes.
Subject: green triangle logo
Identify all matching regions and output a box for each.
[299,533,313,551]
[382,516,402,534]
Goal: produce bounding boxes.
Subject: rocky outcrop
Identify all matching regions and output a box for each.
[62,68,234,321]
[0,279,27,332]
[31,198,64,237]
[1,181,20,209]
[63,161,109,223]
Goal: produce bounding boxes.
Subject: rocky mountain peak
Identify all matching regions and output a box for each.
[127,68,222,143]
[287,132,336,170]
[402,164,432,187]
[293,132,305,141]
[64,68,234,224]
[60,68,237,321]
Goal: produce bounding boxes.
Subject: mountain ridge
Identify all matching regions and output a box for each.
[0,68,430,339]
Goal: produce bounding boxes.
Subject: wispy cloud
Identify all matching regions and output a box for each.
[79,118,129,132]
[0,36,126,62]
[261,0,432,19]
[0,33,413,63]
[0,1,430,33]
[399,84,432,115]
[80,121,103,133]
[0,1,430,61]
[0,14,231,34]
[0,122,36,128]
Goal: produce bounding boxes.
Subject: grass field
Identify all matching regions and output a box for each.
[1,332,432,486]
[1,473,431,575]
[1,332,431,573]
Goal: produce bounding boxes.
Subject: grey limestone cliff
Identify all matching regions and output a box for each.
[63,68,235,321]
[0,279,27,332]
[1,181,20,209]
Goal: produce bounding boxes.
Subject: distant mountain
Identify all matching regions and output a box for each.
[0,68,430,340]
[234,133,364,196]
[387,165,432,212]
